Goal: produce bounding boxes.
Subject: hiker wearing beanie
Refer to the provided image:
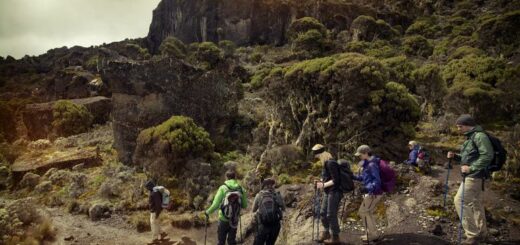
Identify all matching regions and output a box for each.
[312,144,343,245]
[252,178,285,245]
[145,180,163,242]
[447,114,492,245]
[353,145,383,242]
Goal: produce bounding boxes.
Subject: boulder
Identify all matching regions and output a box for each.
[88,203,111,221]
[20,172,41,188]
[35,181,53,193]
[22,96,111,140]
[28,139,52,150]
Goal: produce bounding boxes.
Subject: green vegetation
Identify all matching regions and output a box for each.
[218,40,237,58]
[0,101,16,142]
[292,29,326,58]
[287,17,327,41]
[191,42,224,69]
[345,40,399,58]
[403,35,433,58]
[350,15,399,41]
[52,100,93,137]
[405,17,441,38]
[476,10,520,56]
[159,36,187,58]
[382,56,416,89]
[411,64,448,114]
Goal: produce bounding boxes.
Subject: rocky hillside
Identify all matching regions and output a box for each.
[0,0,520,244]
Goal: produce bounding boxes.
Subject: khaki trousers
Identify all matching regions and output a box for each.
[150,212,161,240]
[454,177,487,239]
[358,194,382,239]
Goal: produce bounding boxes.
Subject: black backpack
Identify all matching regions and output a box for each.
[336,159,355,193]
[257,191,281,225]
[471,132,507,175]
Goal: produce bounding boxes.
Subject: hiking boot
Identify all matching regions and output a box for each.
[324,234,341,244]
[461,237,479,245]
[318,231,331,242]
[360,234,379,242]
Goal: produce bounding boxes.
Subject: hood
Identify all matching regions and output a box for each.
[224,179,241,189]
[464,125,484,137]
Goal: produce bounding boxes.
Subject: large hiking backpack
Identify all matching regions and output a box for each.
[471,132,508,175]
[416,147,432,173]
[153,186,171,209]
[220,184,243,228]
[257,191,281,225]
[379,160,396,193]
[337,159,355,192]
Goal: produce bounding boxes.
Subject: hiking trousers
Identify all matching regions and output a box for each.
[320,191,343,236]
[150,212,161,240]
[454,177,488,240]
[254,222,281,245]
[358,194,382,240]
[218,220,237,245]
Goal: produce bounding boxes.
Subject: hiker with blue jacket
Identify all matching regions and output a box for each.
[313,144,343,245]
[145,180,163,242]
[447,114,492,245]
[353,145,383,242]
[404,140,420,167]
[205,170,248,245]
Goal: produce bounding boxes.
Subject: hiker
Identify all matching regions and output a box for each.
[145,180,163,242]
[253,178,284,245]
[404,140,420,167]
[205,170,248,245]
[313,144,343,244]
[353,145,383,242]
[447,114,492,245]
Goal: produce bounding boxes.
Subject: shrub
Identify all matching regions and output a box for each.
[405,18,441,38]
[159,36,187,58]
[382,55,416,90]
[134,116,214,179]
[287,17,327,41]
[476,10,520,56]
[191,42,223,68]
[402,35,433,58]
[350,15,399,41]
[449,46,484,60]
[124,43,151,59]
[250,52,264,63]
[52,100,93,137]
[218,40,237,58]
[250,63,275,89]
[345,40,399,58]
[292,29,326,58]
[411,64,448,115]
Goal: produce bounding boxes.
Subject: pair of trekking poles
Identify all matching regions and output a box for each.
[443,158,467,245]
[204,214,243,245]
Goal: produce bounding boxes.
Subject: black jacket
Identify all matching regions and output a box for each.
[322,160,341,193]
[149,191,163,217]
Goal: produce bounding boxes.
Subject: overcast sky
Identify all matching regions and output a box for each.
[0,0,161,59]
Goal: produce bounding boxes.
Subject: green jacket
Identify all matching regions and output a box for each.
[205,179,248,222]
[456,125,494,178]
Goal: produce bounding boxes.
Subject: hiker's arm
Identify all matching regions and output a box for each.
[366,162,381,193]
[328,161,341,187]
[275,192,285,211]
[241,187,248,209]
[252,193,260,212]
[471,132,494,172]
[206,186,225,215]
[407,150,418,164]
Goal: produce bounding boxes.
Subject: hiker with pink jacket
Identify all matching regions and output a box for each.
[353,145,383,242]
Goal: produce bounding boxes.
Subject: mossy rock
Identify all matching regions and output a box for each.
[402,35,433,58]
[52,100,93,137]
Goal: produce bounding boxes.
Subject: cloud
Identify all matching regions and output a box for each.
[0,0,161,58]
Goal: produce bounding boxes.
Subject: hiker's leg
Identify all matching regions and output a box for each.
[359,194,381,239]
[320,192,330,232]
[253,224,268,245]
[150,212,159,240]
[327,191,343,236]
[228,226,238,245]
[463,178,486,239]
[266,222,281,245]
[217,220,228,245]
[454,182,463,221]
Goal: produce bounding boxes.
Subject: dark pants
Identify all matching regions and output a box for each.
[254,222,281,245]
[218,220,237,245]
[320,191,343,236]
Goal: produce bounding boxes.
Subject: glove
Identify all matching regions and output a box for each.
[359,187,368,194]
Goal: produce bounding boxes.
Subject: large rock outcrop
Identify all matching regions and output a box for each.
[146,0,411,53]
[101,57,243,164]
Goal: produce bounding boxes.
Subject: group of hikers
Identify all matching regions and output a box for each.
[144,114,502,245]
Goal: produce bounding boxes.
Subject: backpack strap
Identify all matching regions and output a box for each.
[223,184,243,194]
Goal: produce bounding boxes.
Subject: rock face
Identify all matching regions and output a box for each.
[146,0,411,53]
[22,96,111,140]
[101,57,242,164]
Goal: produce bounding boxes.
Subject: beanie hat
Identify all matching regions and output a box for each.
[456,114,476,126]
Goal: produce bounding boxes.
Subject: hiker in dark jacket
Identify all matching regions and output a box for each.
[404,141,420,166]
[447,114,492,245]
[145,180,163,242]
[253,178,284,245]
[205,170,248,245]
[353,145,382,242]
[313,144,343,245]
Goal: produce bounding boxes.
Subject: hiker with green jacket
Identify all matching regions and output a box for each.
[447,114,492,245]
[205,170,248,245]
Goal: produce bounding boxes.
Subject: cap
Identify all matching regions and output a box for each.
[311,144,325,155]
[408,141,417,146]
[354,145,371,156]
[456,114,476,126]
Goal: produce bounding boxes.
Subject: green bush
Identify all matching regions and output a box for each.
[405,18,441,38]
[292,29,326,58]
[382,55,416,90]
[449,46,484,60]
[287,17,327,41]
[250,63,275,89]
[124,43,151,59]
[159,36,187,58]
[218,40,237,58]
[52,100,93,137]
[134,116,214,177]
[345,40,400,58]
[403,35,433,58]
[192,42,223,69]
[350,15,399,41]
[250,52,264,63]
[411,64,448,115]
[476,10,520,56]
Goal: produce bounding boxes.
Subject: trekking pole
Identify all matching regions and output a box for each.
[239,214,243,244]
[312,181,317,241]
[459,174,466,245]
[316,188,321,241]
[340,194,348,231]
[443,158,452,208]
[204,214,208,245]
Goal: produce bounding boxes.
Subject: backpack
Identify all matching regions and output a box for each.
[153,186,171,209]
[220,184,243,228]
[471,132,507,175]
[416,147,432,173]
[337,159,355,193]
[378,160,396,193]
[257,191,281,225]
